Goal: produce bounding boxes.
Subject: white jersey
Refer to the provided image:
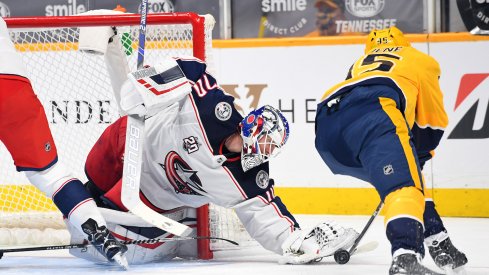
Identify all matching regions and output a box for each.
[142,100,249,210]
[96,50,299,255]
[0,17,28,77]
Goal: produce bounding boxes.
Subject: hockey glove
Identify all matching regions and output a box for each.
[120,58,192,117]
[77,9,126,55]
[279,221,358,264]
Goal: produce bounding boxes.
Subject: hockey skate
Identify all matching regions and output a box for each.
[389,254,443,275]
[81,218,129,269]
[425,231,468,273]
[280,221,359,264]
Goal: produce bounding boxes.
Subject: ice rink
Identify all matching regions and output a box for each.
[0,215,488,275]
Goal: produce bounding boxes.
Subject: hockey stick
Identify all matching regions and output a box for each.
[351,240,379,255]
[120,0,192,237]
[333,201,384,264]
[136,0,148,70]
[0,235,238,258]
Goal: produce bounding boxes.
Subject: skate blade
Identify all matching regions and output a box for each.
[112,253,129,270]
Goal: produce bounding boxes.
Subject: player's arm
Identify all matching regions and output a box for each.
[232,184,298,255]
[78,10,192,118]
[77,9,130,115]
[412,56,449,169]
[232,179,358,264]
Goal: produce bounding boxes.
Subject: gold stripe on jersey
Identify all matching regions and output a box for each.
[379,97,423,190]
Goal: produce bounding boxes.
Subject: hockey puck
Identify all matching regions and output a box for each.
[334,249,350,264]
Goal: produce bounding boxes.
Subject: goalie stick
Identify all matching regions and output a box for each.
[0,235,238,258]
[136,0,148,70]
[120,0,192,237]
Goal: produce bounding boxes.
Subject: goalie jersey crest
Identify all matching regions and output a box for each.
[160,151,206,196]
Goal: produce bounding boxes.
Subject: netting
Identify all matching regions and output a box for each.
[0,13,254,256]
[0,13,199,240]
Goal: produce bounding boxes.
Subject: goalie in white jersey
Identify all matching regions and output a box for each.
[68,21,359,265]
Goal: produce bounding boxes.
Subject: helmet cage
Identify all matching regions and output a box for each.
[240,105,289,172]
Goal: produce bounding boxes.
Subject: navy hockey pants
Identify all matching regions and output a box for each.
[315,85,422,199]
[315,85,445,255]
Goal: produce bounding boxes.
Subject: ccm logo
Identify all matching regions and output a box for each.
[125,124,141,189]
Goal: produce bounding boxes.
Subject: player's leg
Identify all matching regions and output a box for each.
[0,76,127,265]
[358,95,442,274]
[0,75,58,170]
[316,85,441,274]
[423,190,468,270]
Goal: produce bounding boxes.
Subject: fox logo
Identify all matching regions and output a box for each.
[448,73,489,139]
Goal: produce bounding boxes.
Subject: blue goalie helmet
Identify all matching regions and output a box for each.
[240,105,290,172]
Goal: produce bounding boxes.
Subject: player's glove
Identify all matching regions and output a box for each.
[77,9,126,55]
[279,221,358,264]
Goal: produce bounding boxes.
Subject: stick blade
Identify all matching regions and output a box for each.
[129,204,193,237]
[352,241,379,255]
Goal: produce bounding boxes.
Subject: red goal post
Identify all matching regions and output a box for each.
[1,12,220,260]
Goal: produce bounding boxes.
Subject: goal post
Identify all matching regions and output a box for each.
[5,12,208,60]
[0,12,252,260]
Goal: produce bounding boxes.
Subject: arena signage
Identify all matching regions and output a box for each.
[448,74,489,139]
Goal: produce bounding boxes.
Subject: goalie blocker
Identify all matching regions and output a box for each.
[120,60,192,118]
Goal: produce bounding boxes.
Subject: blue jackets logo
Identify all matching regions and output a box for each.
[215,102,232,121]
[161,151,206,196]
[256,170,269,189]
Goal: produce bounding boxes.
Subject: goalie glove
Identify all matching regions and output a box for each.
[279,221,359,264]
[77,9,127,55]
[120,58,192,117]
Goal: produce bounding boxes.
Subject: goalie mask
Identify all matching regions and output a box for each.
[240,105,290,172]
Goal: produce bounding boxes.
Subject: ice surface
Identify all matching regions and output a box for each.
[0,215,487,275]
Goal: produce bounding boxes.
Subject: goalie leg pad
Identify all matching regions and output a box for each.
[69,207,199,264]
[279,221,359,264]
[69,221,180,265]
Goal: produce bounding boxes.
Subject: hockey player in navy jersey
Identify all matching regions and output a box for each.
[315,27,467,274]
[0,17,127,268]
[68,22,360,265]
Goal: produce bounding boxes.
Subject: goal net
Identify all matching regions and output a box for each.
[0,12,253,260]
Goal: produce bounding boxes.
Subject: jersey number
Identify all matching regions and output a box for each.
[348,53,401,78]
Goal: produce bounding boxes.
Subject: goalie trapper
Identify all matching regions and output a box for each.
[279,221,359,264]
